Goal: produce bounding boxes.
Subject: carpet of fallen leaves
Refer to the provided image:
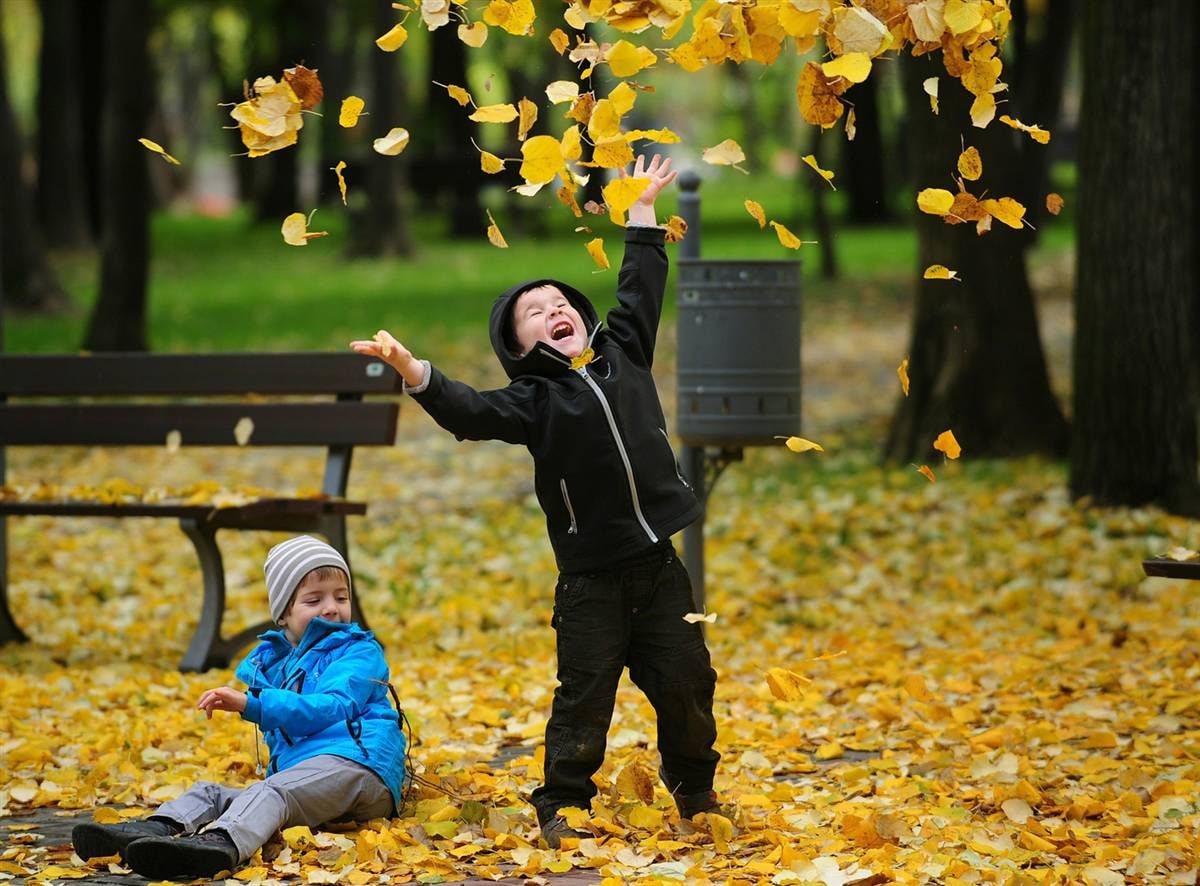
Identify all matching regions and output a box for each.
[3,281,1199,884]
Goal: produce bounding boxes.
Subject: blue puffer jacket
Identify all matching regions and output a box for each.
[234,618,406,811]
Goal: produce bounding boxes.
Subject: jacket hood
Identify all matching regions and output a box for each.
[489,278,600,380]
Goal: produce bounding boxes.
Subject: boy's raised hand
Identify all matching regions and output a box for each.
[620,153,677,227]
[197,686,247,720]
[350,330,426,388]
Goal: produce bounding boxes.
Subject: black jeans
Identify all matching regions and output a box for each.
[530,542,720,824]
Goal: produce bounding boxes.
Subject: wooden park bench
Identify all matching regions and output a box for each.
[0,353,402,671]
[1143,555,1200,582]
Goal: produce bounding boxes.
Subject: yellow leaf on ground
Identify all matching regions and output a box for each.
[338,95,366,128]
[138,138,180,165]
[934,429,962,459]
[375,23,408,51]
[615,762,656,804]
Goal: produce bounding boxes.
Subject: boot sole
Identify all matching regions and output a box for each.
[125,837,238,881]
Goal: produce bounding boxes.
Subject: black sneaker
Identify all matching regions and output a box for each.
[71,817,180,861]
[125,830,240,880]
[658,767,731,820]
[540,815,588,850]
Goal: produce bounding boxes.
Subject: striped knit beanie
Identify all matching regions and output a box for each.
[264,536,352,621]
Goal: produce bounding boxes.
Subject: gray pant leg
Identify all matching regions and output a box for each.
[154,781,244,834]
[209,755,393,863]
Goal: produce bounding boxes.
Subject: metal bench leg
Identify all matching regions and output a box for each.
[178,518,234,672]
[319,514,374,637]
[0,516,29,645]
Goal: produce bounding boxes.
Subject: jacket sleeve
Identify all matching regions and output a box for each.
[241,641,389,737]
[604,225,669,369]
[409,365,542,445]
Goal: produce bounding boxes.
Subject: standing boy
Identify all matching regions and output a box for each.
[352,154,721,848]
[71,536,407,879]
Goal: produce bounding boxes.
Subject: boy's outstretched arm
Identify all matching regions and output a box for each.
[607,153,677,368]
[351,330,540,444]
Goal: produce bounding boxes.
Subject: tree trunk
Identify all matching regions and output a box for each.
[884,54,1068,462]
[78,0,106,237]
[348,0,411,257]
[1070,1,1198,513]
[35,0,92,249]
[0,2,68,313]
[83,0,151,351]
[842,75,891,224]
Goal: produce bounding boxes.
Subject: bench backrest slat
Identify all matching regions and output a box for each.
[1,403,399,447]
[0,353,402,396]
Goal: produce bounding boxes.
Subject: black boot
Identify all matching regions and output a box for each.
[71,817,181,860]
[125,830,240,880]
[659,767,730,820]
[539,814,588,850]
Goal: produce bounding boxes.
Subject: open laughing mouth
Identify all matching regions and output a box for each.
[551,321,574,341]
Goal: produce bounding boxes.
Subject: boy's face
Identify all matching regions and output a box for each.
[512,286,587,359]
[279,569,351,645]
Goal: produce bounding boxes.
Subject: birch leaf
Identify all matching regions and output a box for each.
[469,103,519,123]
[485,210,508,248]
[545,81,580,105]
[779,436,824,453]
[917,464,936,483]
[821,52,871,84]
[683,611,717,624]
[517,97,538,141]
[375,24,408,51]
[934,429,962,459]
[332,161,348,204]
[280,211,328,246]
[923,264,961,281]
[585,238,609,270]
[702,138,745,167]
[745,200,766,228]
[917,188,955,215]
[138,138,180,165]
[338,96,366,128]
[957,146,982,181]
[1046,192,1064,215]
[802,154,836,189]
[233,417,255,446]
[373,128,410,156]
[898,357,911,396]
[457,22,488,48]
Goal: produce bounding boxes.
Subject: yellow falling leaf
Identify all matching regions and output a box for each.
[1045,192,1064,215]
[778,436,824,453]
[585,238,610,270]
[445,84,472,107]
[485,210,508,248]
[332,161,348,204]
[469,103,519,123]
[601,176,650,225]
[957,146,982,181]
[517,97,538,141]
[917,464,936,483]
[970,92,996,128]
[549,28,570,55]
[607,39,657,78]
[375,23,408,51]
[234,417,255,446]
[917,188,956,215]
[165,430,182,453]
[373,128,410,156]
[569,347,595,370]
[934,429,962,459]
[137,138,180,165]
[280,210,328,246]
[545,80,580,105]
[923,264,961,281]
[898,357,910,396]
[744,199,767,228]
[615,762,656,805]
[821,52,872,84]
[923,76,939,114]
[373,331,392,358]
[457,21,488,48]
[981,196,1027,229]
[802,154,836,190]
[765,667,811,701]
[519,134,563,185]
[664,214,688,244]
[999,114,1051,144]
[480,151,505,174]
[702,138,746,168]
[845,106,857,140]
[769,220,813,250]
[683,611,717,624]
[338,96,366,128]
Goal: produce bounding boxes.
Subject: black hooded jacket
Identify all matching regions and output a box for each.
[408,225,702,573]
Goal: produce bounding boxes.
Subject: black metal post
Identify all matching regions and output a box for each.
[676,171,705,609]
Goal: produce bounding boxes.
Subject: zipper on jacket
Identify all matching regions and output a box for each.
[577,365,658,544]
[559,479,579,535]
[660,428,692,489]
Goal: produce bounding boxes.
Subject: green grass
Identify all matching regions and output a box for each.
[6,184,1075,355]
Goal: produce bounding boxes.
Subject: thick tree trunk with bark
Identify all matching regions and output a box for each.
[83,0,151,351]
[1070,1,1198,513]
[884,54,1067,462]
[36,0,92,249]
[0,3,68,313]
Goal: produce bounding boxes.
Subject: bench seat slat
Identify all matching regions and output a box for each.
[0,353,403,396]
[1142,557,1200,580]
[1,403,399,446]
[0,499,366,520]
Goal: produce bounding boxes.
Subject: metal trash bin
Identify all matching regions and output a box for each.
[676,259,802,446]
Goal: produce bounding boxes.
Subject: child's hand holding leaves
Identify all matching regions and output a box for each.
[621,153,677,227]
[350,330,425,387]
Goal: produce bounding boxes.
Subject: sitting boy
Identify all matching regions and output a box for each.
[71,536,407,880]
[351,154,723,848]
